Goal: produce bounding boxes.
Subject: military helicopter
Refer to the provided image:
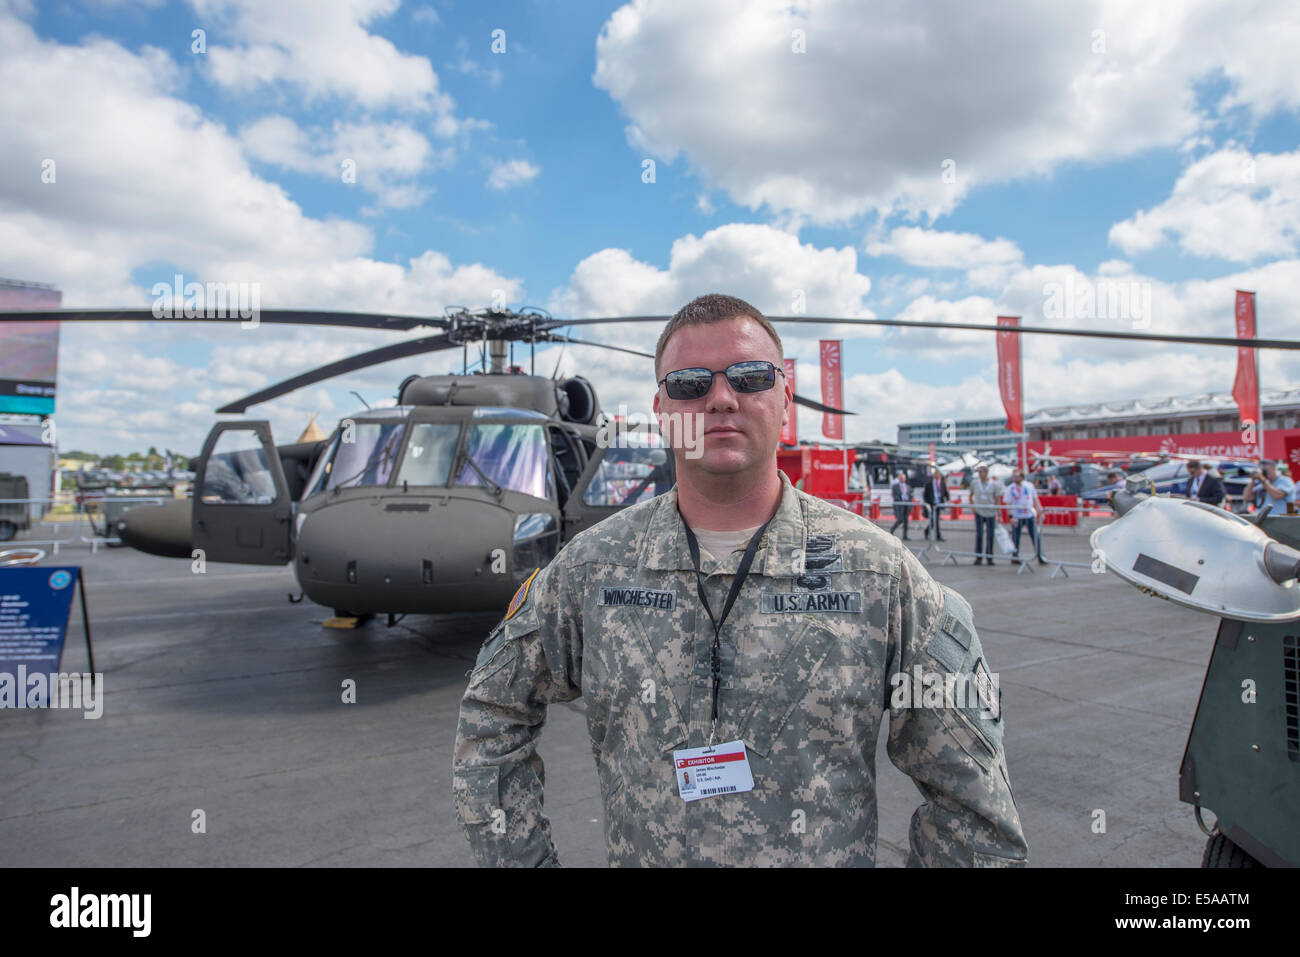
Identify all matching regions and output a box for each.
[4,304,1300,626]
[0,306,860,623]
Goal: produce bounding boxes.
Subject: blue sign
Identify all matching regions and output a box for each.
[0,566,80,708]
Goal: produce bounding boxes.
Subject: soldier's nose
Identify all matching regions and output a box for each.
[705,373,740,412]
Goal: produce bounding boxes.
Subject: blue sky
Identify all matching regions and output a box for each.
[2,0,1299,454]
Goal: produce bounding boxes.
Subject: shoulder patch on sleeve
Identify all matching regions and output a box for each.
[505,568,539,622]
[924,586,1004,753]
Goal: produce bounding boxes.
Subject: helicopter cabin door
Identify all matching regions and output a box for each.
[563,441,675,540]
[192,421,293,564]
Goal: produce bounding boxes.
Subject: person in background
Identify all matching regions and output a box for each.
[922,467,949,542]
[1183,459,1224,507]
[1241,469,1266,512]
[1045,473,1063,495]
[969,464,1001,566]
[1252,460,1296,513]
[1002,469,1045,565]
[889,470,912,540]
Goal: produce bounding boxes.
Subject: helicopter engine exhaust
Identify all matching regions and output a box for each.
[558,376,597,424]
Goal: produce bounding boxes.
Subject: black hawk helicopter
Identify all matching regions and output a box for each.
[0,305,860,622]
[4,304,1300,624]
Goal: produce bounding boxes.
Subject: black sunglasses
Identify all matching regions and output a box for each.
[657,360,785,401]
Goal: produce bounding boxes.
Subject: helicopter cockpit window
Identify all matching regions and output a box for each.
[583,446,673,507]
[316,422,407,491]
[201,429,278,505]
[457,423,549,499]
[397,424,461,487]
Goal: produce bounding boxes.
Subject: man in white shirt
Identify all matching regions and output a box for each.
[1002,469,1045,565]
[968,465,1001,566]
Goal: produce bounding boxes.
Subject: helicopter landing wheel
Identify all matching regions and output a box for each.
[1201,833,1262,868]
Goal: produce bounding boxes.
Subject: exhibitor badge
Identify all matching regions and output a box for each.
[673,740,755,802]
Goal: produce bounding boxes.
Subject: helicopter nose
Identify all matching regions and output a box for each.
[293,494,522,614]
[116,499,194,558]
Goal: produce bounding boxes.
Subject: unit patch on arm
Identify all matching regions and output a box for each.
[504,568,539,622]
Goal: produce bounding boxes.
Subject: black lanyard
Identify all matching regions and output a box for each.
[680,512,773,744]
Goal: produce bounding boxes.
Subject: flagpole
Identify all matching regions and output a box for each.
[1018,335,1027,474]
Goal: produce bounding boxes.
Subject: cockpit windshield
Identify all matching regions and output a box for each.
[456,423,549,499]
[397,424,461,486]
[306,422,407,494]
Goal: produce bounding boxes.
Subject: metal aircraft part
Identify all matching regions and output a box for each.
[1180,615,1299,868]
[1092,493,1300,621]
[115,498,193,558]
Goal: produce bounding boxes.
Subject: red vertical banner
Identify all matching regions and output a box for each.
[1284,435,1300,474]
[1233,290,1261,459]
[780,358,797,445]
[819,340,843,440]
[996,316,1023,434]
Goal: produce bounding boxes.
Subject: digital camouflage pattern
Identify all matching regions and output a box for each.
[452,471,1029,867]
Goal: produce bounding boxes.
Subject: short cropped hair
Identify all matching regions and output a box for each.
[655,293,784,376]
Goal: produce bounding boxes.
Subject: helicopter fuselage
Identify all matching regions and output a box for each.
[116,372,674,618]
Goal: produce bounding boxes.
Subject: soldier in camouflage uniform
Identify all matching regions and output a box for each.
[452,294,1029,867]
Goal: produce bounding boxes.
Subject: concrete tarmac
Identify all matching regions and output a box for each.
[0,534,1214,867]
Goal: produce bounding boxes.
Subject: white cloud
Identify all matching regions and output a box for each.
[0,11,520,453]
[1109,147,1300,263]
[541,224,878,419]
[866,227,1023,289]
[191,0,452,112]
[866,227,1022,271]
[549,223,873,322]
[594,0,1300,223]
[240,116,440,209]
[485,158,540,191]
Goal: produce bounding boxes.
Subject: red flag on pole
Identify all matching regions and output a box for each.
[996,316,1022,434]
[780,358,797,445]
[819,340,843,440]
[1233,290,1261,459]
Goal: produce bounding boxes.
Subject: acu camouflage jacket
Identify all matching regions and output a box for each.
[452,471,1029,867]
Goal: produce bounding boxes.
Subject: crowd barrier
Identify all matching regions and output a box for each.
[0,495,168,554]
[860,499,1117,580]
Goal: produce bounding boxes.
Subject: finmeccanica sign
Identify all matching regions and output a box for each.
[1026,429,1300,461]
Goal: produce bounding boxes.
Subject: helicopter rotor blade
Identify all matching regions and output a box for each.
[793,393,854,415]
[10,306,1300,350]
[0,308,449,331]
[216,333,456,413]
[542,314,1300,351]
[544,333,655,361]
